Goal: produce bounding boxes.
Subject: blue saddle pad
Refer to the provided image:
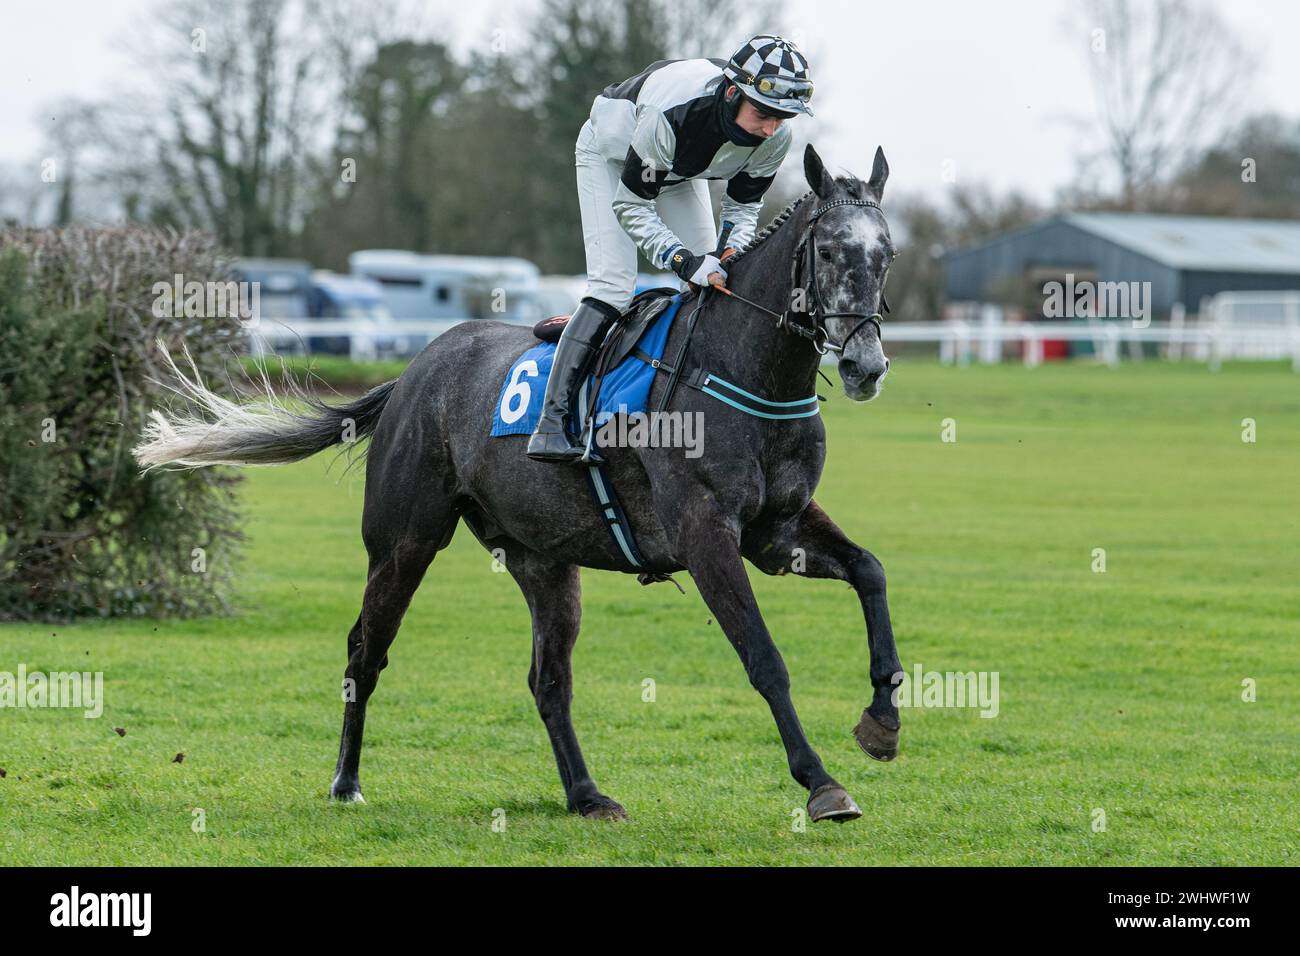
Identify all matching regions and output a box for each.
[491,295,684,437]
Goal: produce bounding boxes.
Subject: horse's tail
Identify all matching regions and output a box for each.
[132,343,397,470]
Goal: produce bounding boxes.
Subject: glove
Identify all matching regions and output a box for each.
[668,248,728,287]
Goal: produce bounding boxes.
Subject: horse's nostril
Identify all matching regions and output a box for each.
[840,358,887,389]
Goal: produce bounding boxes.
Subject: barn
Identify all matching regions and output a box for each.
[944,212,1300,317]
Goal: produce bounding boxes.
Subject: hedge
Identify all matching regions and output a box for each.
[0,226,244,620]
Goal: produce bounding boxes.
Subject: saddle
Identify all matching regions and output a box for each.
[530,287,684,585]
[532,286,680,372]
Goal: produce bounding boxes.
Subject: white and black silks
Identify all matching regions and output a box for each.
[585,58,792,271]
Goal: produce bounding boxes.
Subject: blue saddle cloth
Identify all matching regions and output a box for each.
[490,295,684,437]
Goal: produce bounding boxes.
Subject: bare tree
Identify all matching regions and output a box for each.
[103,0,341,254]
[0,161,41,225]
[656,0,783,60]
[36,98,128,225]
[1072,0,1253,209]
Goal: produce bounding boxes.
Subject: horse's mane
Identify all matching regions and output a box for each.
[726,191,813,266]
[727,175,867,266]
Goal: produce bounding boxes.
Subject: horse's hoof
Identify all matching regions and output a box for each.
[853,708,900,761]
[577,797,628,821]
[807,784,862,823]
[330,779,365,803]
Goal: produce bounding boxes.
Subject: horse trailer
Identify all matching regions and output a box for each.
[349,250,542,323]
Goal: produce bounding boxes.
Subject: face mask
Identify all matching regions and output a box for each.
[717,84,765,147]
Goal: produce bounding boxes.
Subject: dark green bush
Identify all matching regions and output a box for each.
[0,227,244,620]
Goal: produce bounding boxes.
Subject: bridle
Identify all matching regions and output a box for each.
[788,197,892,354]
[716,197,892,356]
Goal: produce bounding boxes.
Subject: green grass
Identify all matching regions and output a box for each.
[240,354,409,391]
[2,360,1298,865]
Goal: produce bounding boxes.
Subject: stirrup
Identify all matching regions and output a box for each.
[577,421,605,465]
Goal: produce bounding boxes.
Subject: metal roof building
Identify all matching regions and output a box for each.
[944,213,1300,314]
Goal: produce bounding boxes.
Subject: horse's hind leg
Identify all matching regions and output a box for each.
[330,493,456,803]
[505,548,625,821]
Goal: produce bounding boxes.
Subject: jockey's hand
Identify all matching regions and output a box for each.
[707,247,737,290]
[669,248,728,289]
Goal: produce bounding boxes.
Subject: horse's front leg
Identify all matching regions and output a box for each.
[744,500,903,761]
[679,515,862,823]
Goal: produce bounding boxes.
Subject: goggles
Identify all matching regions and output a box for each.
[733,68,814,104]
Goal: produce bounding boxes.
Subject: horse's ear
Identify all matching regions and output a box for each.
[804,144,833,198]
[867,146,889,199]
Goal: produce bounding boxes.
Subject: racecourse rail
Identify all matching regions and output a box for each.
[245,290,1300,371]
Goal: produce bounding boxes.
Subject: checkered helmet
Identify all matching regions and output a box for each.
[723,34,814,118]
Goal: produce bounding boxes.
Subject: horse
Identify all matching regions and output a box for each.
[133,144,904,824]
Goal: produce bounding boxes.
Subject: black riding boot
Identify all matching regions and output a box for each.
[526,298,619,463]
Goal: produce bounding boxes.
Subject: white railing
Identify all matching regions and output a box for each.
[937,294,1300,371]
[1202,291,1300,363]
[925,319,1300,370]
[244,300,1300,372]
[245,317,533,361]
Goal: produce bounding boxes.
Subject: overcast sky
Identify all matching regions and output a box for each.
[2,0,1298,204]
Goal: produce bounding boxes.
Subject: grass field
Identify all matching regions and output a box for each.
[2,360,1297,866]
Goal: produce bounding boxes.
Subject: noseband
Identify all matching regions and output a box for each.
[780,197,890,355]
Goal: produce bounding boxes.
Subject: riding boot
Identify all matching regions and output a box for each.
[526,298,619,463]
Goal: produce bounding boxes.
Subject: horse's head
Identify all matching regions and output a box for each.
[802,144,894,401]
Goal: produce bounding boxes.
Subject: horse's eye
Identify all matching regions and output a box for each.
[818,249,832,261]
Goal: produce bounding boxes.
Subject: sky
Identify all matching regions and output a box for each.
[2,0,1299,206]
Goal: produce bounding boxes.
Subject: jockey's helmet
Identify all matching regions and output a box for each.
[723,34,814,119]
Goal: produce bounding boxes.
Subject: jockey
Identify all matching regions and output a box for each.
[527,34,815,463]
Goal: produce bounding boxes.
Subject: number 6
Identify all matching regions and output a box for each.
[500,360,539,424]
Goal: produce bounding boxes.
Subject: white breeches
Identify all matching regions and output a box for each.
[575,118,717,311]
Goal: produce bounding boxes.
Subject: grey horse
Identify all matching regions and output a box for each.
[134,144,904,823]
